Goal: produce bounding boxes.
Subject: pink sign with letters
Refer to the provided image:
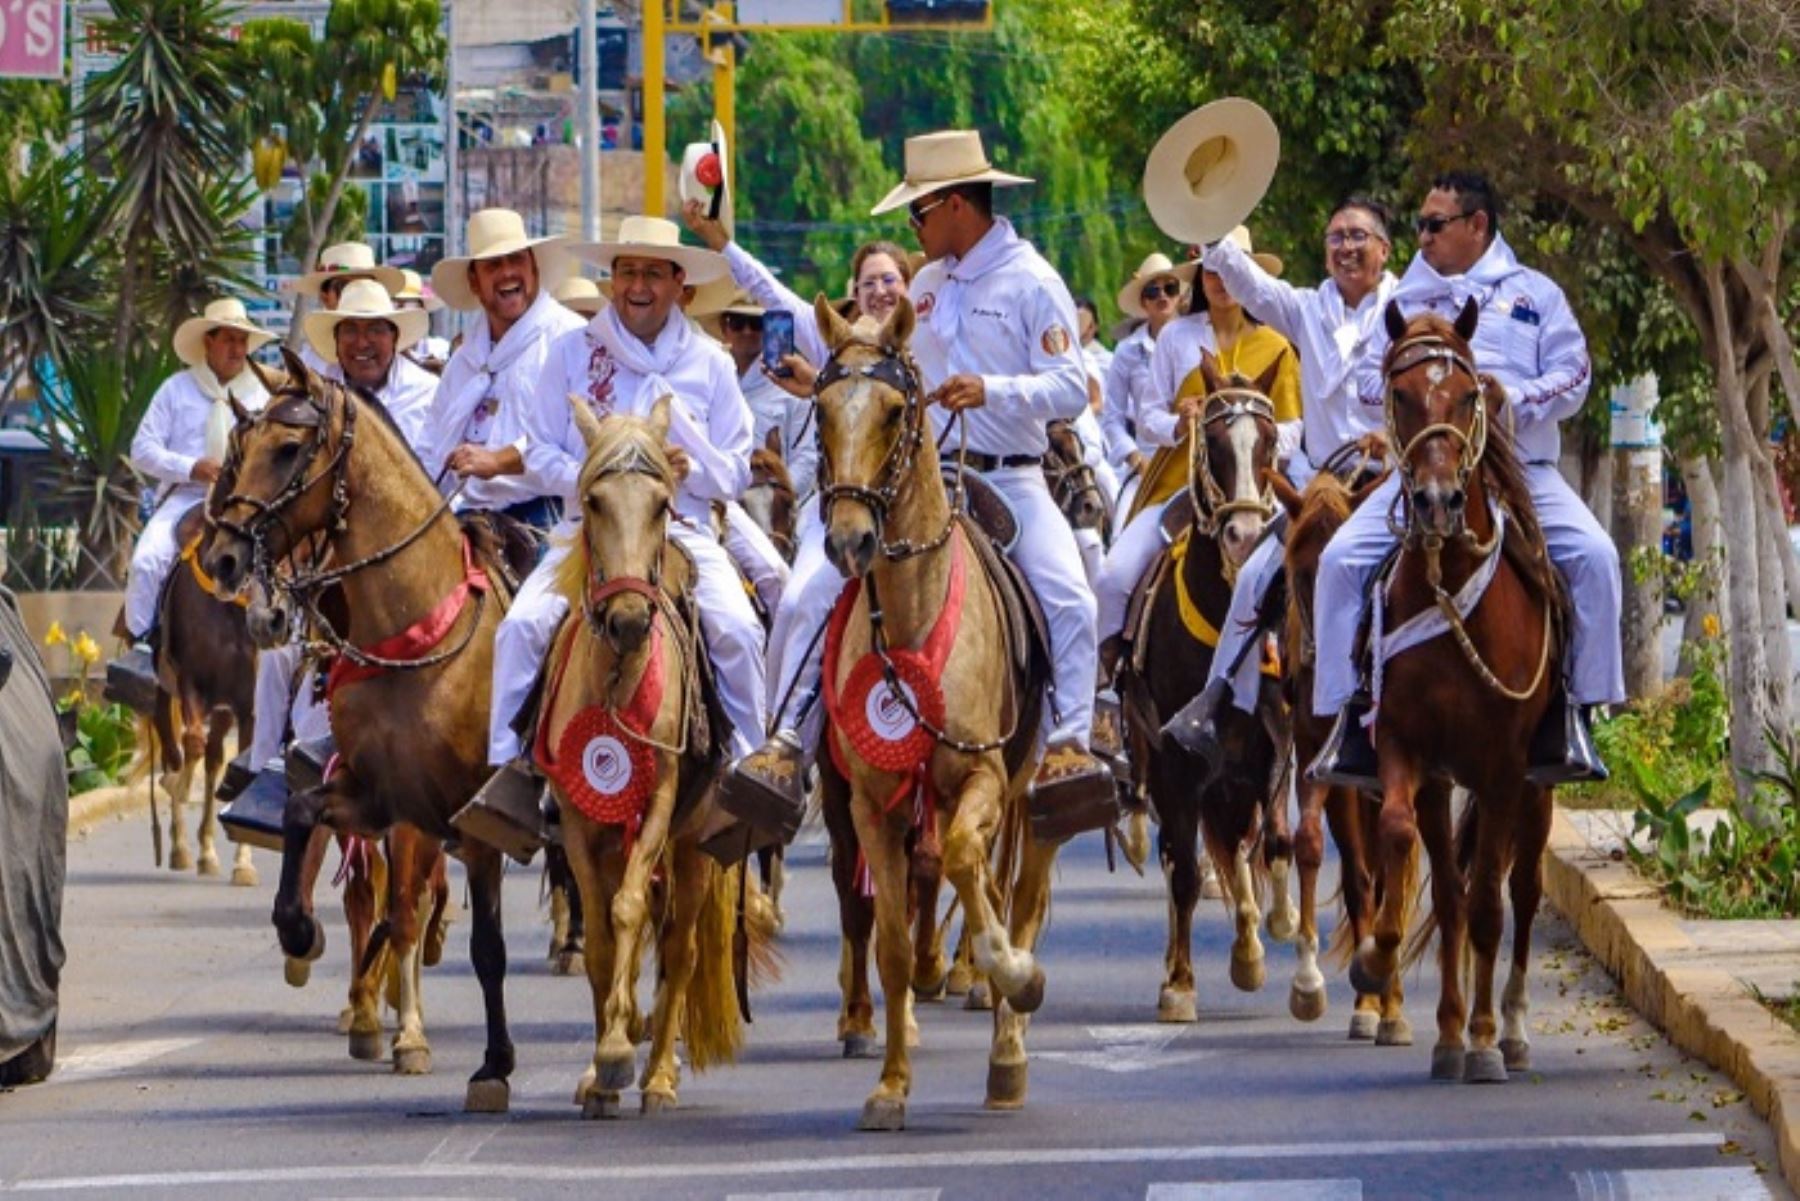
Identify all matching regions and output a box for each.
[0,0,64,80]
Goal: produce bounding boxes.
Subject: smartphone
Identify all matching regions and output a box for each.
[762,310,796,378]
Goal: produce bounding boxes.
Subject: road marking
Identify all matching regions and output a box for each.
[1036,1024,1214,1073]
[421,1122,504,1166]
[47,1038,201,1082]
[1572,1165,1772,1200]
[1147,1182,1361,1200]
[727,1192,940,1201]
[0,1132,1724,1192]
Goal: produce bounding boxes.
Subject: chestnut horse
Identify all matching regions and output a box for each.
[1043,418,1111,547]
[1351,301,1562,1083]
[1118,354,1297,1024]
[812,294,1056,1130]
[202,350,517,1110]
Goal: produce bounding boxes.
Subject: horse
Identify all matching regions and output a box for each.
[1043,418,1112,548]
[811,293,1059,1131]
[147,502,258,885]
[1349,300,1563,1083]
[202,348,518,1109]
[1268,454,1414,1043]
[743,430,799,564]
[536,397,774,1118]
[1117,353,1298,1023]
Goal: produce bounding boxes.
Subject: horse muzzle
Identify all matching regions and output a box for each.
[601,595,654,654]
[203,536,252,598]
[245,577,291,649]
[1220,512,1266,567]
[1411,480,1467,540]
[826,519,878,581]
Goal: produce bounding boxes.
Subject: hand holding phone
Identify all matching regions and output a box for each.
[762,311,797,378]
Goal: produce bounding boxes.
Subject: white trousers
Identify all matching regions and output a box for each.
[722,500,790,615]
[1075,526,1105,589]
[1312,464,1624,717]
[124,487,205,639]
[1112,474,1142,542]
[765,506,836,750]
[248,642,331,768]
[1095,499,1168,644]
[488,521,769,764]
[1203,535,1285,714]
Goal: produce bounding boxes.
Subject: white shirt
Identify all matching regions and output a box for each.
[1355,233,1591,464]
[1206,236,1397,467]
[130,368,260,487]
[723,242,830,368]
[908,218,1089,458]
[325,355,439,460]
[740,362,819,501]
[525,312,753,524]
[1144,312,1218,449]
[1100,323,1158,468]
[1083,339,1113,385]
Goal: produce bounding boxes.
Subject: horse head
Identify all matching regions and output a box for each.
[743,433,797,561]
[1044,419,1107,533]
[811,292,923,580]
[1190,350,1280,568]
[563,395,675,655]
[1381,297,1501,543]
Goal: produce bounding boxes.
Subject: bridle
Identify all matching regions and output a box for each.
[1186,386,1278,539]
[1043,420,1106,533]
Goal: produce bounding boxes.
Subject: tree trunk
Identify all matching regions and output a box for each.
[1678,453,1725,671]
[1609,375,1662,701]
[285,91,383,349]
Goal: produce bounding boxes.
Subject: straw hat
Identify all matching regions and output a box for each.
[1142,98,1280,245]
[431,208,570,312]
[394,269,444,314]
[296,242,405,298]
[870,130,1033,217]
[1115,253,1189,320]
[679,120,734,239]
[570,215,727,285]
[302,278,430,364]
[554,277,606,317]
[172,298,276,369]
[694,287,766,338]
[1212,225,1284,279]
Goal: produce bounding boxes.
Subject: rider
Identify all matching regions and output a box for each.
[708,289,819,507]
[293,242,405,376]
[1102,253,1191,527]
[394,269,453,367]
[112,299,277,702]
[1161,197,1400,766]
[1307,170,1618,787]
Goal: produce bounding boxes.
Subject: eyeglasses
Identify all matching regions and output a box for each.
[907,195,949,229]
[1325,227,1379,248]
[1414,211,1475,236]
[1139,281,1182,302]
[857,272,902,295]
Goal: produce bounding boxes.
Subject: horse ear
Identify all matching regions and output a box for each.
[1199,350,1224,397]
[1251,355,1283,401]
[245,357,278,400]
[1453,295,1480,343]
[647,394,673,444]
[227,391,254,426]
[815,292,854,354]
[1268,469,1304,520]
[1383,299,1407,343]
[764,426,782,455]
[879,293,915,354]
[279,344,312,390]
[567,392,604,452]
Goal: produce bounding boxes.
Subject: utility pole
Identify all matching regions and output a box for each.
[579,0,600,239]
[643,0,666,214]
[707,4,735,190]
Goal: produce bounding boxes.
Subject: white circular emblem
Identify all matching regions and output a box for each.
[864,677,920,745]
[581,734,632,797]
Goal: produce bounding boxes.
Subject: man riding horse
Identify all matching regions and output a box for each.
[293,241,406,377]
[1308,170,1619,786]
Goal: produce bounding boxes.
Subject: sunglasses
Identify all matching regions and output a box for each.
[721,313,763,332]
[1139,281,1182,302]
[907,195,949,229]
[1414,211,1475,236]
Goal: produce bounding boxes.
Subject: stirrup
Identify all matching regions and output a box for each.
[285,735,337,796]
[220,766,289,851]
[1091,689,1128,774]
[216,749,257,802]
[451,761,547,865]
[717,731,807,846]
[103,646,159,715]
[1160,677,1231,778]
[1526,692,1609,786]
[1305,698,1381,792]
[1029,741,1120,842]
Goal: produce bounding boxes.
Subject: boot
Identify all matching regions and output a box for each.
[1029,739,1120,843]
[1526,689,1609,786]
[1091,635,1129,772]
[717,730,807,845]
[1160,677,1232,781]
[103,645,159,715]
[216,749,257,803]
[1305,693,1381,792]
[285,735,336,796]
[451,760,547,866]
[220,765,289,851]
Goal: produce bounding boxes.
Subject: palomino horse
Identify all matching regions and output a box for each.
[148,503,258,885]
[1268,454,1415,1043]
[1351,300,1562,1083]
[537,398,772,1118]
[811,294,1056,1131]
[202,350,517,1109]
[1118,354,1297,1023]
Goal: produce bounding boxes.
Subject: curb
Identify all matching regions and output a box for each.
[66,779,155,835]
[1544,807,1800,1194]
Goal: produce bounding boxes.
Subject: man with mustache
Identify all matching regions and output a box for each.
[292,242,406,375]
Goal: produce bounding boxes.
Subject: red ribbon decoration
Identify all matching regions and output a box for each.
[326,536,490,699]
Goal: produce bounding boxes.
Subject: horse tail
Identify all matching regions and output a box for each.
[683,859,780,1071]
[359,918,392,981]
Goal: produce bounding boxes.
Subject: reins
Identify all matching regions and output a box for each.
[1184,384,1278,586]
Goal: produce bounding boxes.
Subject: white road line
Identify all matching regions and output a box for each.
[420,1122,504,1166]
[46,1038,201,1083]
[1572,1165,1773,1200]
[0,1132,1724,1193]
[1147,1182,1361,1201]
[726,1191,941,1201]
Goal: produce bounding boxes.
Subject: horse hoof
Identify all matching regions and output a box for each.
[349,1030,385,1062]
[1288,984,1327,1023]
[1266,910,1296,943]
[337,1007,355,1036]
[1347,956,1386,998]
[1347,1011,1379,1041]
[464,1077,510,1114]
[946,963,973,997]
[1200,871,1224,901]
[964,981,993,1011]
[551,950,583,977]
[581,1090,622,1120]
[230,865,257,888]
[596,1051,636,1093]
[1430,1045,1466,1081]
[1008,966,1047,1015]
[858,1096,906,1132]
[393,1046,432,1076]
[197,852,221,878]
[1229,952,1266,993]
[985,1059,1028,1110]
[640,1089,676,1115]
[169,846,193,873]
[914,972,948,1003]
[283,957,311,989]
[1500,1037,1531,1071]
[842,1034,880,1060]
[1376,1017,1414,1047]
[1158,987,1198,1023]
[1464,1047,1508,1084]
[572,1066,596,1106]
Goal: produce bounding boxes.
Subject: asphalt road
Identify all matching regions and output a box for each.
[1,810,1788,1201]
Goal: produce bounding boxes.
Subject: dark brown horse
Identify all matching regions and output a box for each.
[1119,353,1297,1023]
[1043,418,1111,545]
[1351,301,1562,1083]
[203,349,517,1109]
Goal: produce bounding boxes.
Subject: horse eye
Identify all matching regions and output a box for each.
[883,405,902,427]
[275,442,301,464]
[586,495,603,513]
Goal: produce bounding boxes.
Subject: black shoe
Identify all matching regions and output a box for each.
[1306,696,1381,792]
[285,735,336,795]
[451,761,546,865]
[103,646,159,714]
[220,766,289,851]
[216,750,257,802]
[1161,677,1232,779]
[1526,692,1609,786]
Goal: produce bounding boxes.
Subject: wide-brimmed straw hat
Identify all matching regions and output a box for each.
[296,241,405,298]
[569,215,726,285]
[302,278,430,364]
[394,268,444,313]
[431,208,570,312]
[1115,253,1189,320]
[554,277,606,316]
[1142,98,1280,245]
[870,130,1033,217]
[172,298,276,369]
[1211,225,1284,279]
[694,287,766,338]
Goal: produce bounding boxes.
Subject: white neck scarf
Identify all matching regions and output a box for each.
[586,304,710,451]
[1391,233,1523,316]
[190,363,269,463]
[425,289,565,475]
[928,217,1036,346]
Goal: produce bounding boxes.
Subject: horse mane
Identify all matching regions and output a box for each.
[551,411,676,606]
[1290,472,1354,556]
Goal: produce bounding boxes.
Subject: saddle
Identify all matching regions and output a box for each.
[458,509,540,596]
[943,465,1019,551]
[953,512,1050,776]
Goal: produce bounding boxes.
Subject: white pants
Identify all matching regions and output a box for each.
[124,487,205,639]
[489,520,769,764]
[1075,526,1105,589]
[1202,534,1285,714]
[722,500,790,615]
[1095,499,1169,645]
[248,642,330,768]
[1312,464,1624,717]
[765,506,837,750]
[1112,474,1142,542]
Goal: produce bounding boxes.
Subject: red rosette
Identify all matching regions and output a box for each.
[547,705,658,830]
[837,650,944,775]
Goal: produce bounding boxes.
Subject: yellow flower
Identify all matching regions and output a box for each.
[61,686,84,709]
[44,621,66,647]
[73,632,102,665]
[1702,613,1721,639]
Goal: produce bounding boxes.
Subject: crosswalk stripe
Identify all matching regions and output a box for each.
[1571,1166,1772,1200]
[1147,1180,1361,1200]
[48,1037,201,1082]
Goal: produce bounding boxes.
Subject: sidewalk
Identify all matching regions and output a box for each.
[1548,807,1800,1194]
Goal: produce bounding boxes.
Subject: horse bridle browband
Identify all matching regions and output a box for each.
[1187,386,1278,540]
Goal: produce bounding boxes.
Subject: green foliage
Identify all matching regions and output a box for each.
[0,152,116,385]
[0,82,68,172]
[65,701,139,794]
[1567,632,1730,810]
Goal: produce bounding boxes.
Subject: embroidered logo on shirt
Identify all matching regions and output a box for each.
[461,393,499,444]
[585,342,618,415]
[1509,297,1541,326]
[916,293,936,319]
[1041,324,1071,356]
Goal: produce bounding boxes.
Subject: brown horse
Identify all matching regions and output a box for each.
[743,430,799,564]
[149,503,258,885]
[538,398,771,1118]
[1351,300,1562,1083]
[1118,354,1297,1023]
[1043,418,1111,545]
[1269,460,1414,1043]
[202,349,517,1109]
[811,294,1056,1130]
